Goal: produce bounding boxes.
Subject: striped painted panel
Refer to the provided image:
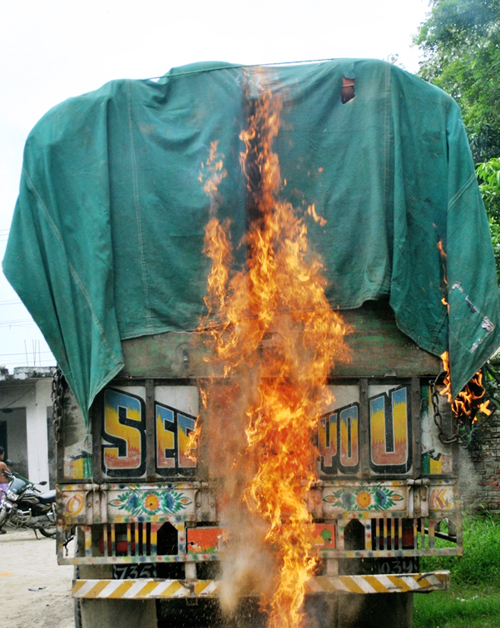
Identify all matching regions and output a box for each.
[306,571,450,594]
[73,579,219,599]
[73,571,449,599]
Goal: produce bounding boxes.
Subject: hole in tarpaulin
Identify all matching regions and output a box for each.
[341,76,355,104]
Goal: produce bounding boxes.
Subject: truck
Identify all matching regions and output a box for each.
[4,58,500,628]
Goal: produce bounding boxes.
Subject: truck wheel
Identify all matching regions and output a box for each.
[75,563,157,628]
[336,593,413,628]
[80,599,158,628]
[74,598,82,628]
[74,567,82,628]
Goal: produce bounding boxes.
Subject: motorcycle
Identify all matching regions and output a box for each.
[0,469,56,538]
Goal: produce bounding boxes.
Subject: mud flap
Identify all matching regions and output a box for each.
[80,599,157,628]
[335,593,413,628]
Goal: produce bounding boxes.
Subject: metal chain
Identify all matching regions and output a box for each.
[430,375,460,445]
[51,368,65,444]
[51,368,76,552]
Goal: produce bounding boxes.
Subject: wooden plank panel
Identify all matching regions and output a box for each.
[121,302,441,379]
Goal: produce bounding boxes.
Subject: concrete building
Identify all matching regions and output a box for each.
[0,366,56,488]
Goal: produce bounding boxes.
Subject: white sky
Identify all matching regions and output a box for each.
[0,0,431,371]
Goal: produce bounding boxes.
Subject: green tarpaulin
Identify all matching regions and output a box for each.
[4,59,500,419]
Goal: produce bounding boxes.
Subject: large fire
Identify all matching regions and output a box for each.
[194,74,350,628]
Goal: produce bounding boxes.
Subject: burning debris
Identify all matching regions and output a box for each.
[194,73,350,628]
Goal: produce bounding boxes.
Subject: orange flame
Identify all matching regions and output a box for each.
[437,240,450,312]
[437,240,491,424]
[437,239,447,260]
[439,351,452,405]
[440,351,491,423]
[199,140,228,200]
[195,73,350,628]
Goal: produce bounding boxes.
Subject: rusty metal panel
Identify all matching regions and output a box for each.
[91,393,104,483]
[359,380,369,480]
[59,389,92,482]
[145,380,156,481]
[420,383,455,476]
[412,377,422,478]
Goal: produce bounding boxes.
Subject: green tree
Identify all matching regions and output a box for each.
[416,0,500,162]
[476,158,500,281]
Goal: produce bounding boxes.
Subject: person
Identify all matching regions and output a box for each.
[0,446,11,534]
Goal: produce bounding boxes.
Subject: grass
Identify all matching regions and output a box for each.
[413,512,500,628]
[414,586,500,628]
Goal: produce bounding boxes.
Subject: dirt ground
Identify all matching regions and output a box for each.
[1,529,75,628]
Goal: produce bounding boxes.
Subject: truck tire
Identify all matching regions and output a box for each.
[74,567,82,628]
[74,598,82,628]
[336,593,413,628]
[75,559,158,628]
[80,599,158,628]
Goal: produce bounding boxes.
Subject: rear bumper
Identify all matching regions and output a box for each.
[72,571,450,599]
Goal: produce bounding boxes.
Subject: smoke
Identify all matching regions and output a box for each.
[459,445,482,509]
[218,511,276,613]
[199,377,278,611]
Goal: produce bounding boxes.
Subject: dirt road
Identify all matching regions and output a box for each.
[1,529,74,628]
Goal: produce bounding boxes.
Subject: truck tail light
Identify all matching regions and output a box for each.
[402,524,414,549]
[99,534,135,556]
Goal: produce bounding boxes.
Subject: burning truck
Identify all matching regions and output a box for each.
[4,59,500,628]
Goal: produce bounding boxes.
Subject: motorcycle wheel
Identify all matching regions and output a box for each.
[0,506,8,527]
[38,505,57,538]
[38,525,56,538]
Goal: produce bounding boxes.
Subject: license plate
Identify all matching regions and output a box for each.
[374,558,419,574]
[339,557,420,575]
[112,564,158,579]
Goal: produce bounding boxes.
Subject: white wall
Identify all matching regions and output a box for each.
[0,373,54,487]
[0,407,28,477]
[24,379,52,485]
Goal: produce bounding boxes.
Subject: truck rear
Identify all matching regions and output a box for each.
[55,302,460,628]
